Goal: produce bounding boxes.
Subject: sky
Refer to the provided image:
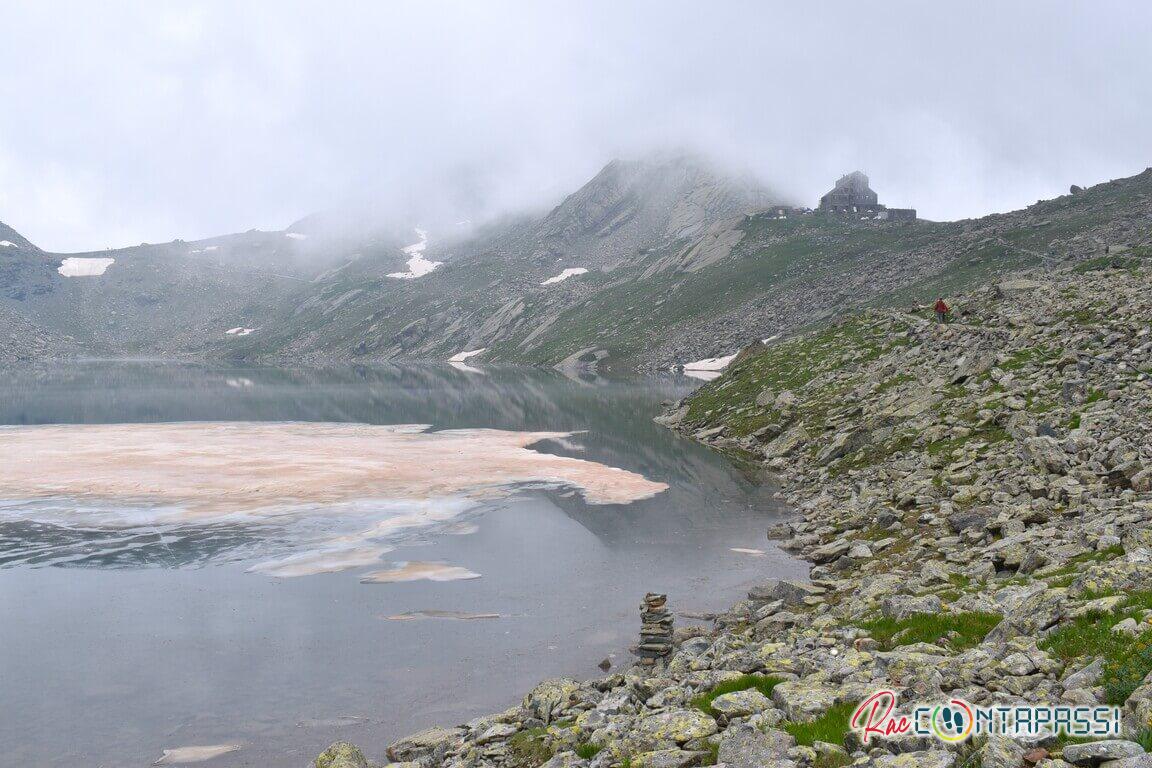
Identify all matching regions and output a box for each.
[0,0,1149,252]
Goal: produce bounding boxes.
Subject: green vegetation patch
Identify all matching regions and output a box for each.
[782,701,860,746]
[508,727,553,766]
[858,612,1002,651]
[574,742,602,759]
[1041,590,1152,704]
[1072,254,1148,274]
[691,674,784,718]
[813,751,854,768]
[1102,633,1152,705]
[684,313,908,437]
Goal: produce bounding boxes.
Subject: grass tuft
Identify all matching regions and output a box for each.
[574,742,602,759]
[783,701,860,746]
[507,727,552,766]
[858,611,1001,651]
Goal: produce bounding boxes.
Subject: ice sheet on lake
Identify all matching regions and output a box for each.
[0,421,668,577]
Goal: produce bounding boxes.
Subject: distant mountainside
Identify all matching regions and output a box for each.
[1,154,1149,369]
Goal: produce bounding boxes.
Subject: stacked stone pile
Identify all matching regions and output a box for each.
[633,592,673,666]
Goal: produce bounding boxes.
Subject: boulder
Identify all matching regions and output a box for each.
[710,689,774,718]
[1062,741,1145,765]
[980,735,1027,768]
[872,751,957,768]
[386,726,462,764]
[315,742,368,768]
[634,709,718,746]
[523,678,581,723]
[718,724,794,768]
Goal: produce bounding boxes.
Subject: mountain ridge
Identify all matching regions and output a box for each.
[1,156,1149,368]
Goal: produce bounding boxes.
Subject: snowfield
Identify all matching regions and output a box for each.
[285,232,308,240]
[387,228,442,279]
[58,257,115,277]
[540,267,588,285]
[225,327,256,336]
[0,240,16,248]
[683,352,737,371]
[681,352,737,380]
[448,348,487,362]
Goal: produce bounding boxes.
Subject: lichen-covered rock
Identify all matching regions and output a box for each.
[315,742,368,768]
[539,752,590,768]
[386,726,463,764]
[709,688,773,717]
[771,680,839,720]
[718,724,794,768]
[979,736,1026,768]
[634,709,717,746]
[523,678,581,724]
[630,748,707,768]
[872,751,957,768]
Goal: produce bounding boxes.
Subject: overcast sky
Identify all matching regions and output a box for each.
[1,1,1149,251]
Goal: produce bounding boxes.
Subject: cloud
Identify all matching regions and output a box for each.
[0,0,1148,250]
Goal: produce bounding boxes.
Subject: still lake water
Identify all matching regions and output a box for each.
[0,363,801,767]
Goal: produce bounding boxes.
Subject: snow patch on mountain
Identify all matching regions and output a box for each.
[541,267,588,285]
[388,228,441,279]
[286,232,307,240]
[449,348,487,362]
[58,257,115,277]
[225,327,256,336]
[681,352,737,381]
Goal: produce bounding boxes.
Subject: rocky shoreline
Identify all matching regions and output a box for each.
[319,255,1152,768]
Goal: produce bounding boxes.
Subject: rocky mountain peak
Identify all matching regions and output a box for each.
[533,152,781,269]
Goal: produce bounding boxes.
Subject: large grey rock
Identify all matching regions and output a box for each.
[540,753,590,768]
[629,749,705,768]
[872,751,957,768]
[748,579,825,605]
[1062,741,1145,765]
[980,736,1027,768]
[718,723,793,768]
[1100,756,1152,768]
[881,594,943,620]
[634,709,718,746]
[523,678,581,723]
[710,689,773,717]
[387,726,463,763]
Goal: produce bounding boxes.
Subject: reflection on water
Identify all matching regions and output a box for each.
[0,362,802,768]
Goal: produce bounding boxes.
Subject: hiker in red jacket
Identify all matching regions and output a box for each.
[934,297,950,323]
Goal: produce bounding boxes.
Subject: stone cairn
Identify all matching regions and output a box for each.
[634,592,674,666]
